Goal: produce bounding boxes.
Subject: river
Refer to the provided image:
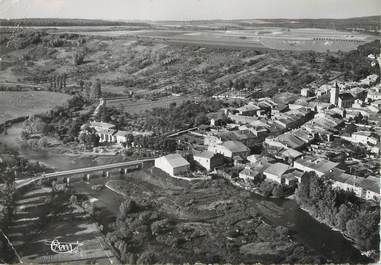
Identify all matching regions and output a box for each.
[0,122,371,263]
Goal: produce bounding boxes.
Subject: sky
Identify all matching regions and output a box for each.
[0,0,380,21]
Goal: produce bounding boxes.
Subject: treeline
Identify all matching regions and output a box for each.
[0,143,50,226]
[259,16,381,32]
[296,172,380,252]
[0,18,148,27]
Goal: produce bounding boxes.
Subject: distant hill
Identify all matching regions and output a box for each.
[260,16,380,30]
[0,18,149,27]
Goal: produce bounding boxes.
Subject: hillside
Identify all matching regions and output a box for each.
[0,18,149,27]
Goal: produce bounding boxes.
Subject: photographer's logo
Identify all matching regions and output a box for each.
[48,239,84,254]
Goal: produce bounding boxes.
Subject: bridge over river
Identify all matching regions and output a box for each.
[3,158,156,190]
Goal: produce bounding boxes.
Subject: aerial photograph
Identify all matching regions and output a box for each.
[0,0,380,264]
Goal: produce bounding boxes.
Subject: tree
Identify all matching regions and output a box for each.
[272,184,284,198]
[343,123,357,135]
[194,112,209,125]
[335,203,354,231]
[74,49,86,65]
[126,134,134,147]
[92,79,102,99]
[295,172,313,205]
[78,126,99,149]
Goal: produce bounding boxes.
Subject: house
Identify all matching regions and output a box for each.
[293,156,339,177]
[236,103,260,116]
[351,131,380,146]
[280,148,303,163]
[367,85,381,101]
[208,140,250,159]
[265,132,306,150]
[239,166,261,182]
[359,74,378,86]
[193,151,224,171]
[155,154,190,177]
[326,169,380,201]
[282,169,304,185]
[114,130,130,144]
[97,128,117,143]
[204,130,259,148]
[338,93,355,108]
[301,88,314,97]
[88,121,117,143]
[263,162,292,184]
[358,176,380,201]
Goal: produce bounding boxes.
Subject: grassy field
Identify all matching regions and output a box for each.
[0,91,71,124]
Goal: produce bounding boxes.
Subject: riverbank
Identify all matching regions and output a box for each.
[299,206,376,260]
[226,174,374,263]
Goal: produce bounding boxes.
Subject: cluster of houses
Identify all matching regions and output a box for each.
[153,74,380,202]
[302,74,381,118]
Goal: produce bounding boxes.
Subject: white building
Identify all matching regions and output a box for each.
[301,88,314,97]
[193,151,224,171]
[155,154,190,177]
[115,130,129,144]
[330,84,339,105]
[351,131,380,146]
[208,140,250,159]
[327,170,380,201]
[263,162,291,184]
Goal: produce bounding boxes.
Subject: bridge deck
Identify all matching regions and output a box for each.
[43,158,155,178]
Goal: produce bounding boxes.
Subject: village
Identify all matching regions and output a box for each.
[0,12,380,264]
[85,67,381,203]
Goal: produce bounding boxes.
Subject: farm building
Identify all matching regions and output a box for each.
[155,154,190,177]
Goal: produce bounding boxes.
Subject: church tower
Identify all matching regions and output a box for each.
[330,82,339,106]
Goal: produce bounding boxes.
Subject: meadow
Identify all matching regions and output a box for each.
[0,91,71,124]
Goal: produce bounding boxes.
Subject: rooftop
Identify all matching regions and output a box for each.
[264,162,291,177]
[89,121,116,130]
[193,150,215,159]
[221,140,250,153]
[338,93,355,100]
[295,157,339,175]
[281,148,303,159]
[359,176,380,194]
[162,154,190,168]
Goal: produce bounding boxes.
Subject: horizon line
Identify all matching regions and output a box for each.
[0,14,380,22]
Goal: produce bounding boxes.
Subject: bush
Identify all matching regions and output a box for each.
[74,49,86,65]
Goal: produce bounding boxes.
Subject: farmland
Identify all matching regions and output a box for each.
[57,27,376,52]
[0,91,71,124]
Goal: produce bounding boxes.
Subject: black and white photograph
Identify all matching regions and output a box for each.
[0,0,380,264]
